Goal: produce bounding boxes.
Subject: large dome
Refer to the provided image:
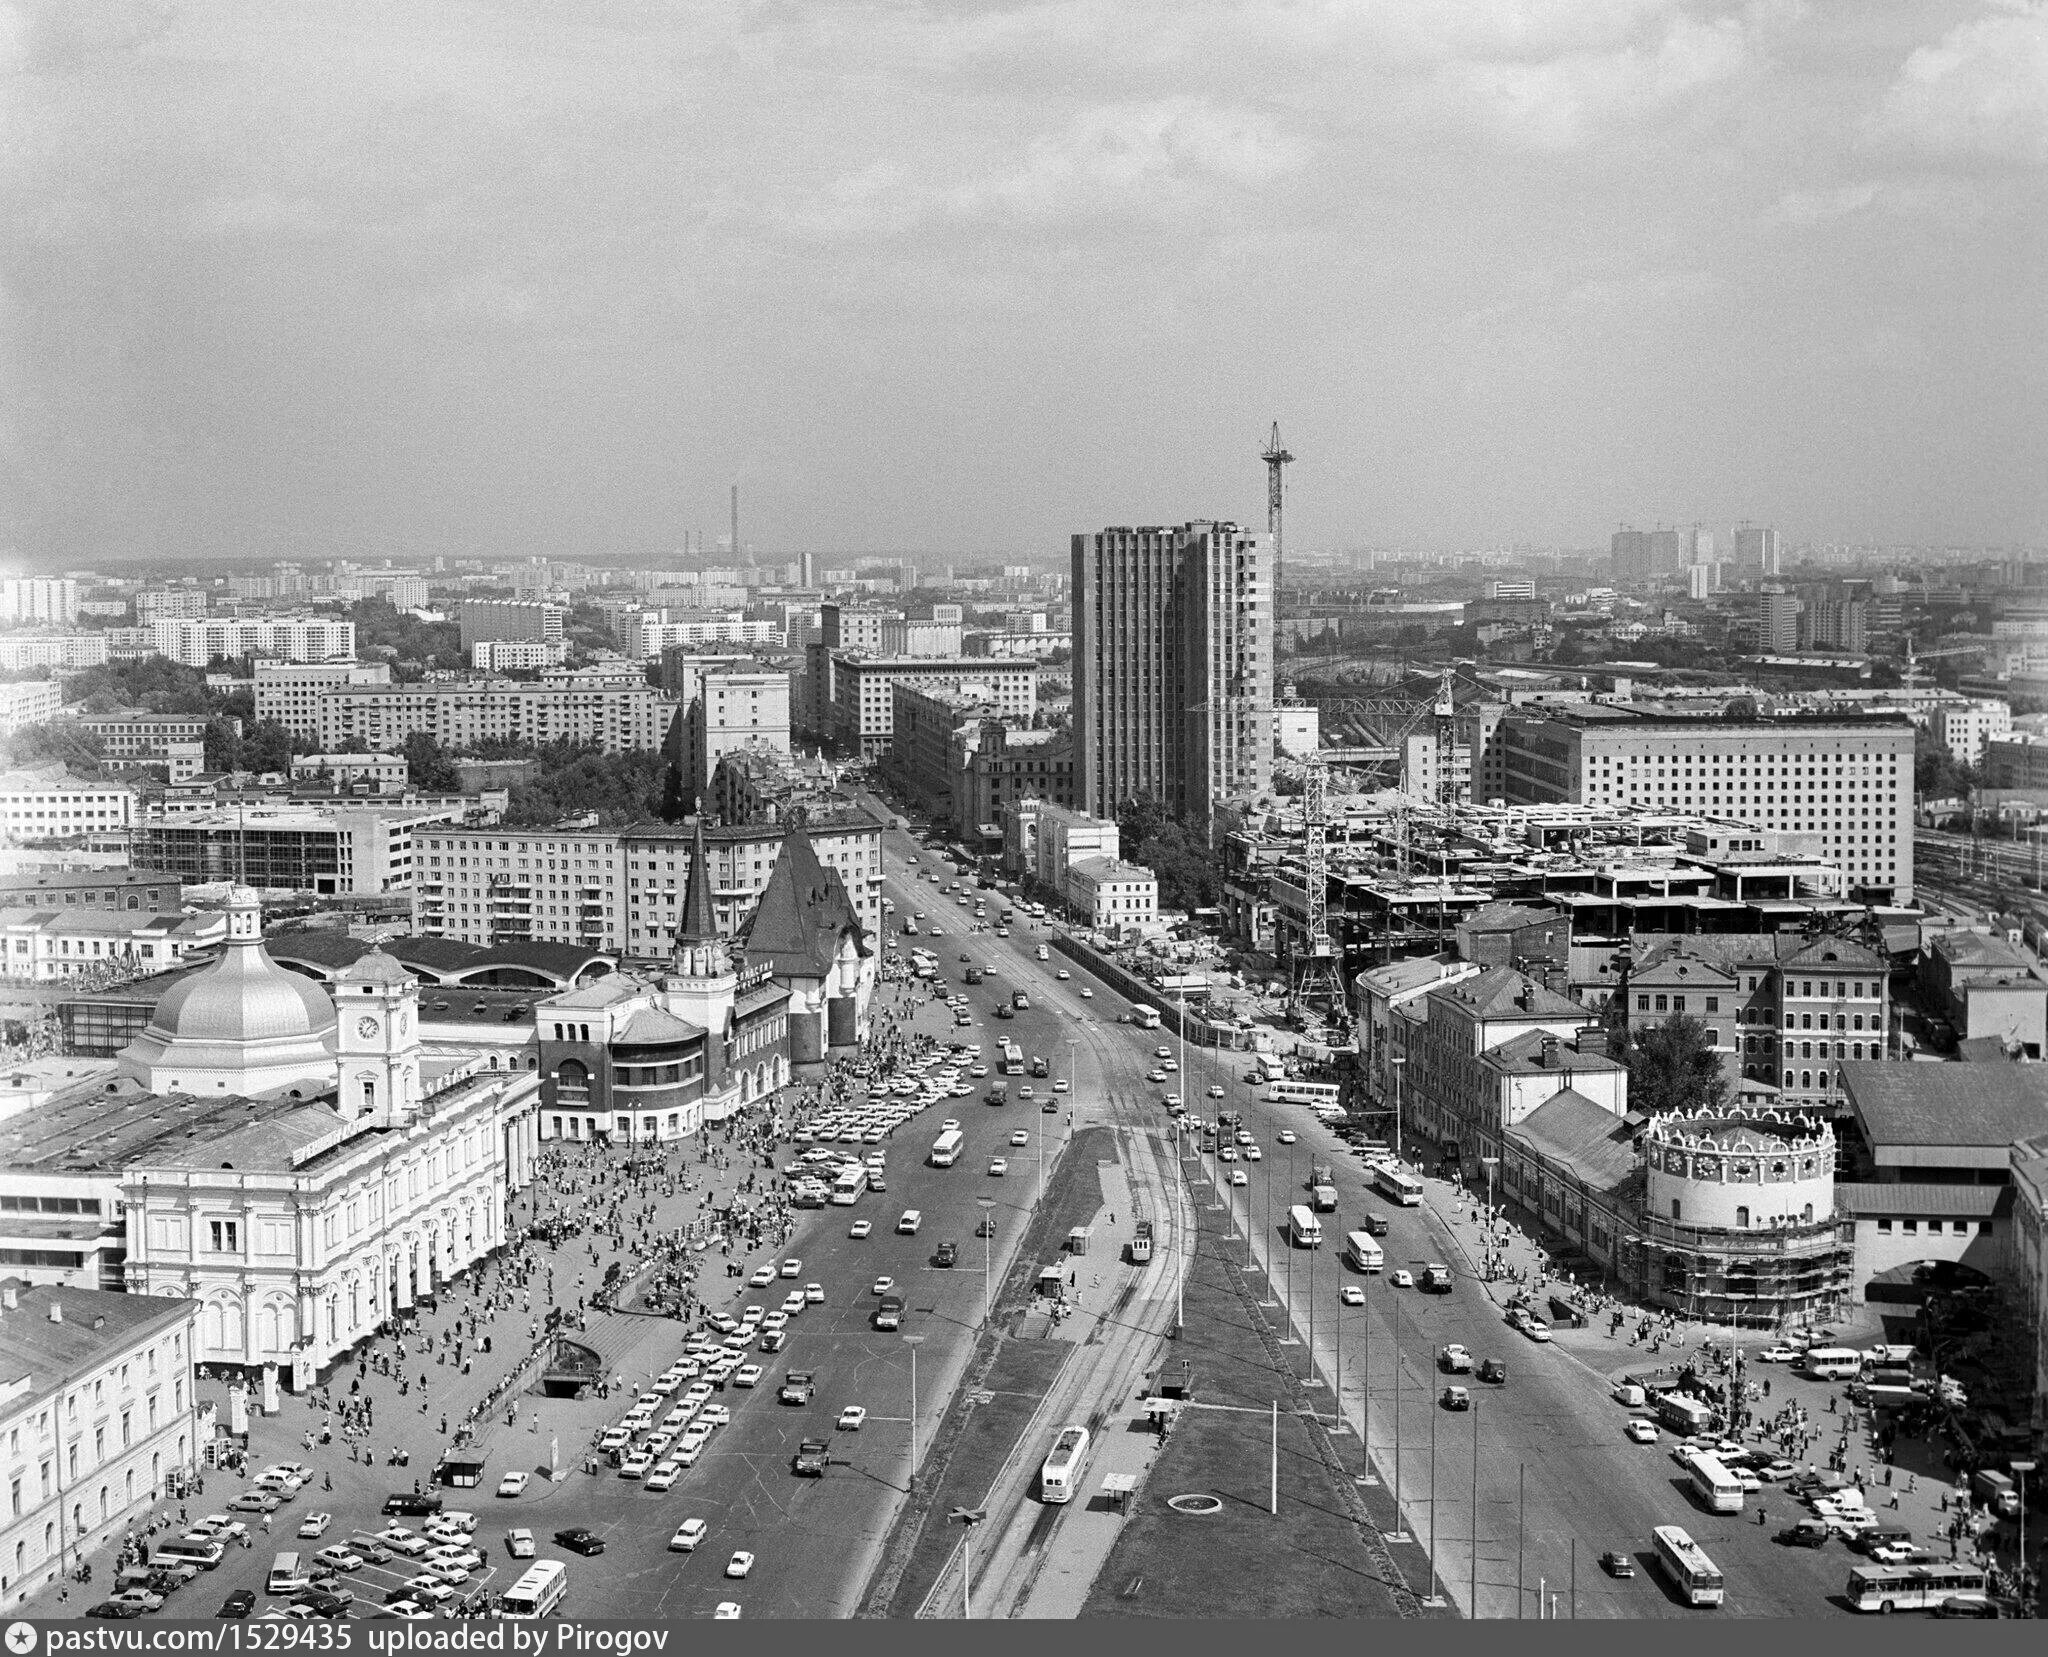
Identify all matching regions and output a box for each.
[117,887,338,1096]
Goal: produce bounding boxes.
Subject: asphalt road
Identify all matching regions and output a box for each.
[1208,1091,1879,1618]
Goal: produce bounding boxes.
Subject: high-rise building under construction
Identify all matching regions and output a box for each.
[1071,521,1273,833]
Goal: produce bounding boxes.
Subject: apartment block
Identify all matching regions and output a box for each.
[828,655,1037,758]
[887,682,1004,821]
[1064,856,1158,931]
[0,634,109,673]
[133,589,209,624]
[150,616,354,667]
[131,803,463,893]
[1734,525,1781,575]
[413,808,884,957]
[471,639,568,672]
[686,669,791,806]
[876,619,962,657]
[1496,707,1914,900]
[960,725,1072,833]
[0,764,136,845]
[1928,698,2011,768]
[1757,592,1802,653]
[316,681,673,755]
[458,599,565,650]
[629,617,782,657]
[253,660,394,741]
[0,680,62,739]
[1071,520,1273,831]
[1030,802,1119,893]
[0,580,80,626]
[1985,735,2048,791]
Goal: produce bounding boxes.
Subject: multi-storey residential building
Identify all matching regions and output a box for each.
[1071,521,1273,832]
[1734,525,1781,574]
[1756,592,1802,653]
[1801,596,1868,653]
[887,683,1003,821]
[458,599,564,650]
[316,681,673,755]
[412,807,884,958]
[959,725,1071,833]
[470,639,567,672]
[1064,856,1157,931]
[133,589,209,624]
[0,871,181,913]
[0,766,135,845]
[131,803,463,894]
[686,669,790,807]
[335,571,428,609]
[0,634,108,673]
[0,1285,203,1611]
[151,617,355,667]
[252,661,393,741]
[1496,707,1914,900]
[876,619,962,657]
[1927,698,2012,767]
[629,617,782,657]
[1029,803,1119,895]
[828,655,1037,758]
[0,580,81,627]
[0,681,61,740]
[1628,933,1893,1115]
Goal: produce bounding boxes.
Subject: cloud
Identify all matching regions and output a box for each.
[1874,1,2048,165]
[1766,182,1878,225]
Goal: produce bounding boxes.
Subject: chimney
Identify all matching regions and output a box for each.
[1541,1036,1559,1068]
[46,1300,61,1324]
[0,1286,14,1311]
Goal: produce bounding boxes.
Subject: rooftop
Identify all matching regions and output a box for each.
[1505,1089,1637,1194]
[1840,1061,2048,1151]
[0,1283,196,1399]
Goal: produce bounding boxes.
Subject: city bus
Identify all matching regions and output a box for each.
[929,1128,964,1167]
[1040,1425,1091,1505]
[1344,1230,1384,1273]
[1256,1053,1285,1084]
[1131,1006,1162,1030]
[830,1166,868,1205]
[1800,1347,1864,1381]
[1372,1165,1424,1207]
[1844,1563,1990,1614]
[1287,1204,1323,1247]
[1650,1526,1724,1607]
[499,1560,570,1619]
[999,1040,1025,1075]
[1680,1448,1745,1514]
[1267,1080,1342,1110]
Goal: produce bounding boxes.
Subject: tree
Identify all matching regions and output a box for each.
[401,733,463,792]
[1113,797,1220,912]
[1623,1013,1729,1117]
[2,722,105,773]
[1914,724,1976,803]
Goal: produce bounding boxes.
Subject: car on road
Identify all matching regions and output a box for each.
[837,1406,868,1432]
[988,1156,1008,1176]
[1277,1130,1297,1144]
[1340,1285,1366,1306]
[1155,1046,1173,1058]
[1043,1099,1059,1112]
[871,1276,894,1295]
[670,1519,709,1553]
[216,1589,257,1619]
[506,1529,536,1558]
[297,1512,333,1538]
[1440,1386,1471,1411]
[897,1209,922,1234]
[1230,1170,1248,1186]
[1479,1359,1508,1384]
[749,1265,777,1287]
[1756,1345,1801,1363]
[764,1308,791,1330]
[1601,1551,1635,1578]
[849,1219,872,1239]
[1516,1315,1553,1342]
[1775,1522,1831,1549]
[792,1439,831,1477]
[377,1527,430,1555]
[780,1371,816,1405]
[496,1471,528,1498]
[1218,1146,1237,1162]
[1438,1344,1473,1373]
[726,1551,755,1579]
[1146,1070,1166,1083]
[1245,1146,1262,1162]
[969,1065,988,1078]
[1389,1269,1415,1288]
[1079,988,1093,998]
[936,1241,959,1267]
[1624,1418,1659,1443]
[714,1602,743,1619]
[1009,1129,1029,1147]
[1052,1078,1069,1092]
[554,1528,605,1556]
[619,1451,654,1479]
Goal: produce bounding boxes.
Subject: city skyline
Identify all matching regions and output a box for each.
[4,2,2046,566]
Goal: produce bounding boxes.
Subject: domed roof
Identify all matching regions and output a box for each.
[142,888,337,1048]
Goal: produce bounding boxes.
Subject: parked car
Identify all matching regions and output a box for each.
[554,1528,605,1556]
[1600,1551,1635,1579]
[506,1529,537,1559]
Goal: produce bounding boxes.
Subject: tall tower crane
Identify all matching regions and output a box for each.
[1292,752,1349,1023]
[1262,423,1292,612]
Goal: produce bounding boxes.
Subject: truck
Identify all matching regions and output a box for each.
[1420,1262,1454,1293]
[792,1439,830,1477]
[1311,1183,1339,1213]
[965,967,984,985]
[1012,991,1031,1011]
[1309,1162,1335,1190]
[1029,1055,1049,1078]
[1655,1390,1714,1435]
[1973,1468,2021,1518]
[1130,1220,1154,1264]
[873,1296,904,1332]
[779,1371,816,1406]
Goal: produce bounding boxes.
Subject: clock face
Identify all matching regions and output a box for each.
[356,1017,380,1040]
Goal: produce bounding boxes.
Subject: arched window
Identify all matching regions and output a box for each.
[1736,1206,1749,1228]
[557,1060,590,1103]
[1801,1203,1813,1223]
[1800,1070,1812,1090]
[1783,1069,1794,1087]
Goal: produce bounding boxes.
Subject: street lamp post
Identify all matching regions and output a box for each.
[1390,1297,1410,1544]
[1425,1371,1443,1609]
[949,1506,986,1618]
[977,1199,997,1324]
[1480,1155,1499,1279]
[1470,1396,1480,1617]
[1391,1055,1406,1165]
[903,1334,925,1486]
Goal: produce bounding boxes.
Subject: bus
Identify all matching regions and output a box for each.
[1650,1526,1724,1607]
[499,1560,570,1620]
[830,1166,868,1205]
[1267,1080,1342,1110]
[1344,1231,1384,1273]
[1256,1053,1285,1083]
[1800,1347,1863,1381]
[1373,1165,1424,1207]
[1040,1425,1091,1504]
[1132,1006,1162,1030]
[1680,1449,1745,1514]
[1844,1563,1990,1614]
[929,1129,964,1167]
[999,1040,1025,1075]
[1288,1204,1323,1247]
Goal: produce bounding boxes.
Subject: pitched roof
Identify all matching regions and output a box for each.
[1505,1089,1637,1194]
[1834,1183,2009,1219]
[677,816,719,945]
[616,1006,703,1046]
[1485,1027,1627,1076]
[1840,1061,2048,1150]
[740,826,869,980]
[1441,965,1586,1022]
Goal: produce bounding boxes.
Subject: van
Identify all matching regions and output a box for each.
[897,1210,922,1235]
[266,1552,312,1595]
[1610,1383,1648,1409]
[1363,1213,1391,1238]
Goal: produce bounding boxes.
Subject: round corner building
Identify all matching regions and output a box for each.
[1628,1107,1851,1328]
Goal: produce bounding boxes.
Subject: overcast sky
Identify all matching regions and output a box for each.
[3,0,2046,568]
